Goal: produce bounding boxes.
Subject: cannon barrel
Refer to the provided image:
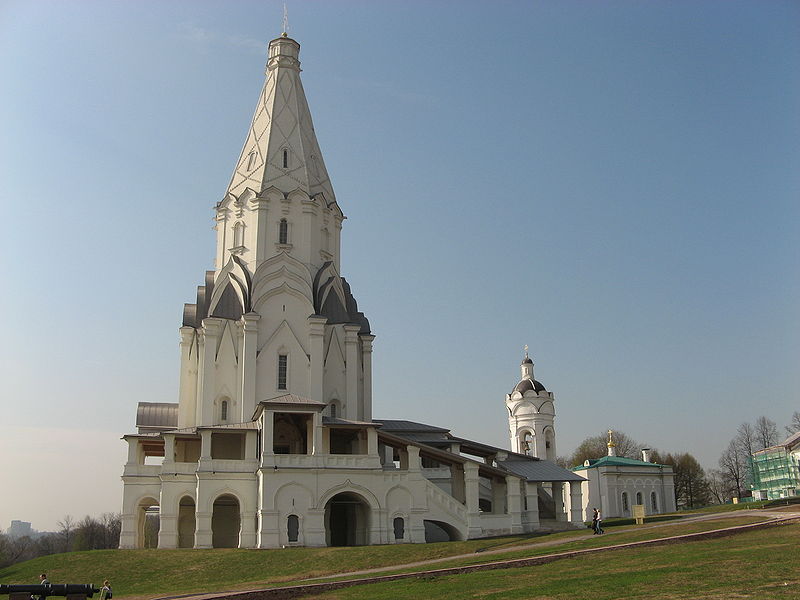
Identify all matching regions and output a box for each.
[0,584,99,597]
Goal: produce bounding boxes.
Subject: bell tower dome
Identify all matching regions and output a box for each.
[505,346,557,461]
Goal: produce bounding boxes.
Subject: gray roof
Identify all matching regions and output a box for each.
[322,416,375,427]
[136,402,178,430]
[261,394,327,407]
[498,458,586,482]
[373,419,451,434]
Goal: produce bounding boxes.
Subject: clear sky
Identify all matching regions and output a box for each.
[1,0,798,532]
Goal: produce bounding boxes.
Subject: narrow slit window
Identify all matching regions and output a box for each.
[651,491,658,512]
[277,354,288,390]
[221,400,228,421]
[393,517,404,540]
[282,149,289,168]
[287,515,299,542]
[279,219,288,244]
[330,403,337,419]
[247,151,257,171]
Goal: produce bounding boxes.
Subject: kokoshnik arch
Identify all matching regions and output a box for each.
[119,32,588,550]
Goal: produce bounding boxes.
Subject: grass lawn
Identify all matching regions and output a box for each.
[0,512,785,599]
[303,522,800,600]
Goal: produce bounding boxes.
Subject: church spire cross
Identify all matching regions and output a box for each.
[524,344,529,359]
[282,3,289,37]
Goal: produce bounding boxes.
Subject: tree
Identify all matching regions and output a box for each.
[663,453,711,508]
[785,411,800,437]
[706,468,728,505]
[567,430,643,467]
[718,438,747,500]
[755,416,778,450]
[57,515,75,553]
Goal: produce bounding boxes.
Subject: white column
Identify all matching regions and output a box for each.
[552,482,566,522]
[523,481,540,531]
[311,412,325,455]
[465,462,482,538]
[240,313,260,420]
[506,476,523,533]
[260,411,275,465]
[343,324,360,420]
[197,318,222,426]
[568,481,584,525]
[308,315,327,404]
[250,196,270,268]
[178,326,197,428]
[360,334,375,422]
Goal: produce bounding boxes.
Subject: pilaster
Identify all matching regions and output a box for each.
[241,313,260,419]
[178,326,198,429]
[308,315,327,404]
[360,334,375,422]
[343,324,360,420]
[197,318,223,426]
[464,462,482,538]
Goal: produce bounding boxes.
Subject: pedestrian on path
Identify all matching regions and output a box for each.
[594,509,604,534]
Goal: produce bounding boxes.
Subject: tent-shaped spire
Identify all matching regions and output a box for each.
[226,35,335,203]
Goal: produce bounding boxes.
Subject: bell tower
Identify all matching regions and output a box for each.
[505,346,557,461]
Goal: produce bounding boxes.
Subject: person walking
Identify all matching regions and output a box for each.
[595,509,604,534]
[591,509,599,534]
[99,580,112,600]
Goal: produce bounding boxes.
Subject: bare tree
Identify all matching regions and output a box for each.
[785,411,800,436]
[57,515,75,553]
[567,430,643,466]
[718,438,747,500]
[755,416,778,450]
[706,468,728,504]
[736,422,756,455]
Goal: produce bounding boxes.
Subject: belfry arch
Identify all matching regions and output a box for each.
[136,496,160,549]
[177,496,196,548]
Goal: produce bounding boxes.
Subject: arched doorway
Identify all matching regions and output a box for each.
[212,494,241,548]
[136,497,160,549]
[324,492,370,546]
[177,496,196,548]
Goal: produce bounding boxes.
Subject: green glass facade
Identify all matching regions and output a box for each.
[750,447,800,500]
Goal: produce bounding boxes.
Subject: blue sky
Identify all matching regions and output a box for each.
[1,0,798,530]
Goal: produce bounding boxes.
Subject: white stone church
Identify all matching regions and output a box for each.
[119,33,592,550]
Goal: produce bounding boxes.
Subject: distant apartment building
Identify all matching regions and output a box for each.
[750,431,800,500]
[6,520,33,538]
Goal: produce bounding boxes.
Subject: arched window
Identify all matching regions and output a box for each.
[246,151,257,171]
[279,219,288,245]
[636,492,643,505]
[329,402,337,419]
[651,492,658,512]
[622,492,629,513]
[220,400,228,422]
[282,149,289,169]
[287,514,299,542]
[277,354,288,390]
[393,517,404,540]
[233,221,244,247]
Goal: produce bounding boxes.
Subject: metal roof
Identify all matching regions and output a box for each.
[498,458,586,482]
[136,402,178,430]
[572,456,671,470]
[373,419,451,434]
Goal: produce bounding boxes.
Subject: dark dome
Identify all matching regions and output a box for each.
[521,357,533,364]
[512,378,546,394]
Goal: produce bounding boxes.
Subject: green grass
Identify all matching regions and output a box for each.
[0,510,785,599]
[303,522,800,600]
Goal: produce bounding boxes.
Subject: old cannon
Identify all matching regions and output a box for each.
[0,585,99,600]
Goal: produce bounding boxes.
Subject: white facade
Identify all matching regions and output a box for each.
[506,352,556,461]
[119,34,583,550]
[572,451,677,521]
